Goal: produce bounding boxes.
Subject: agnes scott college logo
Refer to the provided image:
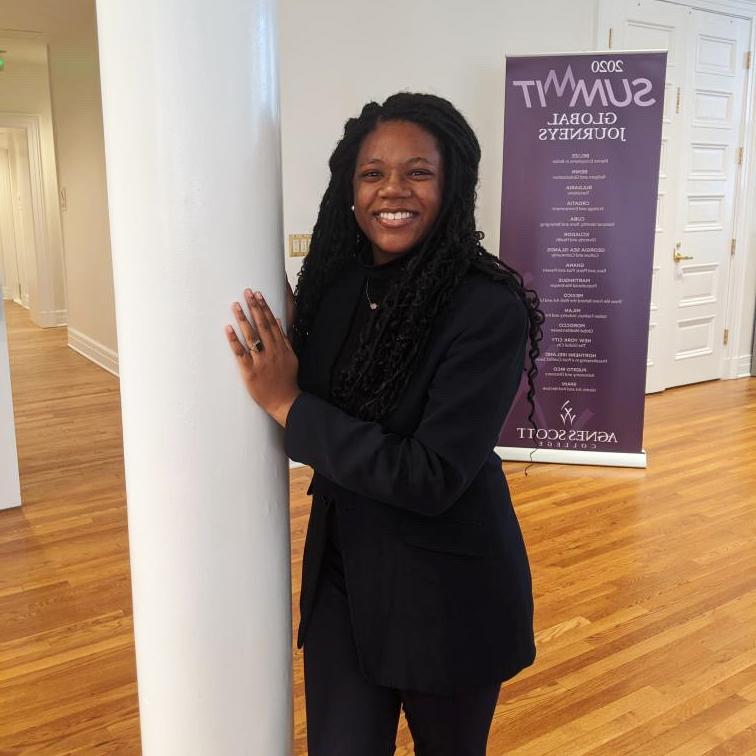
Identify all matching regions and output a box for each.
[515,398,618,449]
[560,400,576,427]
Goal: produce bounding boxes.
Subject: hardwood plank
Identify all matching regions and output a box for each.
[1,300,755,754]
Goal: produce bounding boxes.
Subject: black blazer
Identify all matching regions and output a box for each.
[285,259,536,694]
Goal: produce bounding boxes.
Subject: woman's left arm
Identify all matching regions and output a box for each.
[284,285,528,518]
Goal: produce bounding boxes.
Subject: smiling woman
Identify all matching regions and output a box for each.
[226,92,545,756]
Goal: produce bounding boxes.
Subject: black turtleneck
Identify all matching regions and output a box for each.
[321,243,420,593]
[329,243,420,399]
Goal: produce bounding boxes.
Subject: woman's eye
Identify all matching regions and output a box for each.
[410,170,432,177]
[361,171,381,178]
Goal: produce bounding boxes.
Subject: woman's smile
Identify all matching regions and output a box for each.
[373,209,420,228]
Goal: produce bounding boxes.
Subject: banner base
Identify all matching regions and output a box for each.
[495,447,647,469]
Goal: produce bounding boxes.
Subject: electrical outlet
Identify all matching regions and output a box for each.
[288,234,311,257]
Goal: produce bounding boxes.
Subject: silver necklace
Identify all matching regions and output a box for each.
[365,279,379,310]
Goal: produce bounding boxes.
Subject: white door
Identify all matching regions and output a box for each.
[599,0,752,392]
[0,148,21,303]
[8,129,31,308]
[670,8,750,387]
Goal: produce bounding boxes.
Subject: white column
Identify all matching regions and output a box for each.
[96,2,291,753]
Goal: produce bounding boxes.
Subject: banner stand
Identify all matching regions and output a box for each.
[495,447,647,469]
[496,50,667,468]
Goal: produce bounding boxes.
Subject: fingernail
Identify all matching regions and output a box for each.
[255,291,263,300]
[245,288,253,298]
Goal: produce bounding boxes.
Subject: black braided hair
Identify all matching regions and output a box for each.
[290,92,544,429]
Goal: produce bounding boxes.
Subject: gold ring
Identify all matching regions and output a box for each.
[249,339,263,353]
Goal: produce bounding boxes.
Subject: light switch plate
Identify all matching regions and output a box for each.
[288,234,311,257]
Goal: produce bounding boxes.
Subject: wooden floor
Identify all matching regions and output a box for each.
[1,299,755,755]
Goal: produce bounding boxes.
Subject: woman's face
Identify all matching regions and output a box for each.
[352,120,444,265]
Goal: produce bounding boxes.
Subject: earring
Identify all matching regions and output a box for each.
[351,204,355,212]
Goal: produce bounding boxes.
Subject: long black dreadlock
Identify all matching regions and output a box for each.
[290,92,544,428]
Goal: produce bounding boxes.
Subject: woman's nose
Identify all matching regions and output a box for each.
[378,172,411,197]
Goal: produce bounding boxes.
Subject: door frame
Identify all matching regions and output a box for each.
[0,112,65,327]
[597,0,756,382]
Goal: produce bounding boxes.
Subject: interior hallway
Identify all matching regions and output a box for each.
[1,299,755,754]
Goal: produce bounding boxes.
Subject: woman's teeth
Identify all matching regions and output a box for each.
[378,211,414,220]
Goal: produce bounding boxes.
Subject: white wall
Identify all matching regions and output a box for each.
[279,0,600,284]
[47,8,116,357]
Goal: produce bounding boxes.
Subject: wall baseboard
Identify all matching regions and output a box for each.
[67,327,119,377]
[38,308,68,327]
[736,353,753,378]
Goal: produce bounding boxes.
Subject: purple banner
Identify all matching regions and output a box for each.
[497,52,666,464]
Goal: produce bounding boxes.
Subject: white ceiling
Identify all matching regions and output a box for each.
[0,0,94,35]
[0,0,95,65]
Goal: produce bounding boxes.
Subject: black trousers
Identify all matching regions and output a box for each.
[303,561,502,756]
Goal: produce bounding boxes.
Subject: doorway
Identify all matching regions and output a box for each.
[0,126,34,308]
[598,0,753,392]
[0,113,65,328]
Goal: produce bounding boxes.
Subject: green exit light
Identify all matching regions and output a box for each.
[0,51,5,72]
